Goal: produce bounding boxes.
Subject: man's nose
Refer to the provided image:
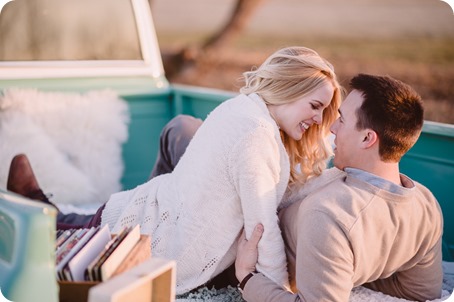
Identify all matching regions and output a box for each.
[330,119,339,134]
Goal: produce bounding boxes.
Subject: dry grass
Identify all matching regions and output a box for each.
[160,35,454,124]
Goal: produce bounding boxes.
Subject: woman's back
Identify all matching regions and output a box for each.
[101,93,291,293]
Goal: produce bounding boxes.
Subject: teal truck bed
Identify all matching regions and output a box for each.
[0,0,453,301]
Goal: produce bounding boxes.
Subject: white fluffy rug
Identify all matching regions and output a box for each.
[0,88,129,213]
[176,262,454,301]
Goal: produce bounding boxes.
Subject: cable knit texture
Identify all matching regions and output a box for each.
[102,93,291,294]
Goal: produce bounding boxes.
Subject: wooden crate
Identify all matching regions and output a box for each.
[88,258,176,302]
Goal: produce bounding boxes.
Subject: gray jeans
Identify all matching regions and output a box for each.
[149,114,203,178]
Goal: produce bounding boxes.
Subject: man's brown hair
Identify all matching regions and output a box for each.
[350,74,424,161]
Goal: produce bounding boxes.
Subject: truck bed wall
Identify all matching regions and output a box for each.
[126,85,453,261]
[1,81,452,261]
[120,84,235,189]
[399,122,454,261]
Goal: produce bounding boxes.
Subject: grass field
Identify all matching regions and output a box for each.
[159,34,454,124]
[153,0,454,124]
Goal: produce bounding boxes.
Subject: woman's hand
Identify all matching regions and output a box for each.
[235,223,264,282]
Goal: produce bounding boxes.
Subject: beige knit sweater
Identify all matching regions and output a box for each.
[101,93,291,294]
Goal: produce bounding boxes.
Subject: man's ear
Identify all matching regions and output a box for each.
[361,129,378,149]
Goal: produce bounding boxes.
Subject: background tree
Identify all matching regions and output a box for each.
[150,0,265,78]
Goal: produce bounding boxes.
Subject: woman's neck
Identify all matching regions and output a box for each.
[266,105,281,129]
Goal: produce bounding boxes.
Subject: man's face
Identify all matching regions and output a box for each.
[330,90,365,170]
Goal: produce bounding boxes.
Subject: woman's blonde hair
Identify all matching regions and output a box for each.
[240,46,343,187]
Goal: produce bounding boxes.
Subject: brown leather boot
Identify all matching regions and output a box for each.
[7,154,52,205]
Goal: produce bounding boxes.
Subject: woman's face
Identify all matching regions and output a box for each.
[269,81,334,141]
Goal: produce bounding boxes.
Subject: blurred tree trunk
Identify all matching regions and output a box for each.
[202,0,265,53]
[152,0,265,78]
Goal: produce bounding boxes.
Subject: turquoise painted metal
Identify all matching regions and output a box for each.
[400,121,454,261]
[0,190,58,302]
[120,84,235,189]
[122,83,454,262]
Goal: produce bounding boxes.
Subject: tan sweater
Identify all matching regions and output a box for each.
[243,168,443,302]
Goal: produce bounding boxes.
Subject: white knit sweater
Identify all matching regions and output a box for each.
[101,93,291,294]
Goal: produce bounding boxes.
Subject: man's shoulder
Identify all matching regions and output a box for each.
[282,167,346,207]
[301,168,352,203]
[411,180,444,222]
[413,179,438,202]
[295,171,379,228]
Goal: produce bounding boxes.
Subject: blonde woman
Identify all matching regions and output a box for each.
[7,46,342,294]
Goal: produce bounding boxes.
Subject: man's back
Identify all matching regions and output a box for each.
[279,168,443,301]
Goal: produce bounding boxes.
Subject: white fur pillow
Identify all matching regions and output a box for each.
[0,89,129,213]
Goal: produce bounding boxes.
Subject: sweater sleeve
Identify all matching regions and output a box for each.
[243,209,354,302]
[243,273,302,302]
[364,237,443,301]
[294,209,355,302]
[229,125,290,289]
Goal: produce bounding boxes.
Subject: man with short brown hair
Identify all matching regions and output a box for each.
[235,74,443,302]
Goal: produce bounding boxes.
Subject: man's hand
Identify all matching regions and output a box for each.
[235,223,264,282]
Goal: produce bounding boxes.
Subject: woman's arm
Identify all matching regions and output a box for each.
[229,125,290,288]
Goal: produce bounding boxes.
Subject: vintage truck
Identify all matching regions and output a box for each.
[0,0,453,301]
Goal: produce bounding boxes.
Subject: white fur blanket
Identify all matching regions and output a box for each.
[0,88,129,213]
[176,262,454,301]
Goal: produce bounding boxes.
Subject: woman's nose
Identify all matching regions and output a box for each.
[313,113,322,125]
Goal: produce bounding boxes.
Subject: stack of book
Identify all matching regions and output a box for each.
[55,224,150,282]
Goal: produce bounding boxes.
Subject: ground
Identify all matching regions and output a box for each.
[152,0,454,124]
